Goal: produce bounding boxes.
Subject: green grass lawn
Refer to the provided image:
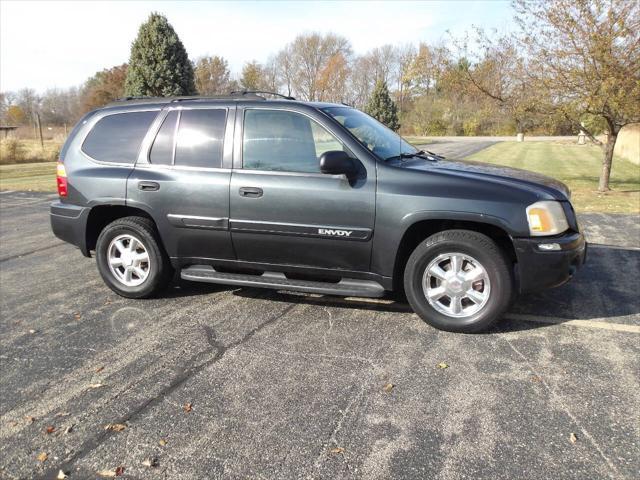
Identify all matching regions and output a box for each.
[0,162,57,192]
[467,142,640,214]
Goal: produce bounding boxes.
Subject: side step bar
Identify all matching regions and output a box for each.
[180,265,386,298]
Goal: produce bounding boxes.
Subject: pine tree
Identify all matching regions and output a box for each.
[365,80,400,131]
[124,13,196,97]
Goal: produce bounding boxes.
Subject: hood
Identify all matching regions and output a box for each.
[396,158,571,200]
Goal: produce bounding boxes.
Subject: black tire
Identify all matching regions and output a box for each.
[96,216,173,298]
[403,229,513,333]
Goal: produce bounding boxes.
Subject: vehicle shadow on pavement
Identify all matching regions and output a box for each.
[166,245,639,331]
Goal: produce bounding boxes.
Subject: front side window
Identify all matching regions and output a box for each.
[82,111,158,163]
[243,109,344,173]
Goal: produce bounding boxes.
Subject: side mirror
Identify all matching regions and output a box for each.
[319,151,356,176]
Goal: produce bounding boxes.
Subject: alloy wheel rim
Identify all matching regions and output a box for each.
[107,234,151,287]
[422,252,491,318]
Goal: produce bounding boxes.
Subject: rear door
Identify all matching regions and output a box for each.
[127,104,235,261]
[229,106,376,272]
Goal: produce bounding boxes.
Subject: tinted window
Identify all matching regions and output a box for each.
[174,109,226,168]
[60,111,95,161]
[243,110,344,173]
[82,111,157,163]
[149,111,178,165]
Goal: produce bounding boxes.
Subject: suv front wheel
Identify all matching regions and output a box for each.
[96,216,173,298]
[404,229,513,333]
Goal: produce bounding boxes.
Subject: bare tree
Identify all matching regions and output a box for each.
[283,33,352,101]
[455,30,538,136]
[514,0,640,191]
[15,88,40,123]
[275,46,295,97]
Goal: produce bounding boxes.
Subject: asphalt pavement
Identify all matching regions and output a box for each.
[417,140,499,159]
[1,145,639,479]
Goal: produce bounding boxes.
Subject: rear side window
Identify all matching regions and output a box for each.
[174,109,226,168]
[149,111,178,165]
[82,111,157,164]
[60,111,95,162]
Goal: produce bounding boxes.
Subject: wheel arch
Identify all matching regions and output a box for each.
[392,214,517,291]
[85,204,157,256]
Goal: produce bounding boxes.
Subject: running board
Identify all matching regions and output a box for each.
[180,265,386,298]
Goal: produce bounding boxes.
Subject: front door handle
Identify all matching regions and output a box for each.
[239,187,263,198]
[138,181,160,191]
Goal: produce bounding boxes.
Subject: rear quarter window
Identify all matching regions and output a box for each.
[81,111,158,164]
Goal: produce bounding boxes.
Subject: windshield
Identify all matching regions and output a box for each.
[322,106,417,161]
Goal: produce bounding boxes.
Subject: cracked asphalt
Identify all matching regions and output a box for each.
[0,188,638,480]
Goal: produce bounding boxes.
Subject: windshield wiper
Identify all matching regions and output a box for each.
[385,150,444,162]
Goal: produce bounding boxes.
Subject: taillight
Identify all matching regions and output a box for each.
[56,161,68,197]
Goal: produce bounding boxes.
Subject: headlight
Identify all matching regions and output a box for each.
[526,201,569,236]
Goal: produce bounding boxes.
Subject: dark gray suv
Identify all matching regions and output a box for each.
[50,93,586,332]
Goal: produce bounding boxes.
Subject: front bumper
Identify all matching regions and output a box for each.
[50,201,90,256]
[513,231,587,293]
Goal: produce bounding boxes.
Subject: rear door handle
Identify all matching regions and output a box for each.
[239,187,263,198]
[138,181,160,191]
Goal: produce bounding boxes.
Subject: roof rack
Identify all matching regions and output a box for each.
[107,91,297,107]
[231,90,295,100]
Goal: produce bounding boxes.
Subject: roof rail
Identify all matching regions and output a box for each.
[231,90,295,100]
[110,93,269,105]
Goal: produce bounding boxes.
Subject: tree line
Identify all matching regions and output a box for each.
[1,1,637,190]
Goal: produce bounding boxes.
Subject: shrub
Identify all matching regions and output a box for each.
[1,138,25,164]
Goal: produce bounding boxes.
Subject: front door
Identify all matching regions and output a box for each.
[229,107,375,272]
[127,105,236,261]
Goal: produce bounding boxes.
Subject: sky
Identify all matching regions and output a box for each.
[0,0,514,93]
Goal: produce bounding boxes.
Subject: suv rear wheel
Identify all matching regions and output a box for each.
[404,229,513,333]
[96,216,173,298]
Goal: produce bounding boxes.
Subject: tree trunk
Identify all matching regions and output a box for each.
[598,129,618,192]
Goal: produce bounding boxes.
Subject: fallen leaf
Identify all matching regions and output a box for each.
[570,432,578,443]
[158,439,167,447]
[45,425,56,434]
[104,423,127,432]
[96,469,116,478]
[37,452,48,462]
[183,402,192,413]
[96,467,124,478]
[56,470,68,479]
[25,415,36,424]
[95,366,105,373]
[382,383,395,393]
[142,457,159,468]
[437,362,449,369]
[330,447,345,454]
[88,383,105,389]
[74,313,81,320]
